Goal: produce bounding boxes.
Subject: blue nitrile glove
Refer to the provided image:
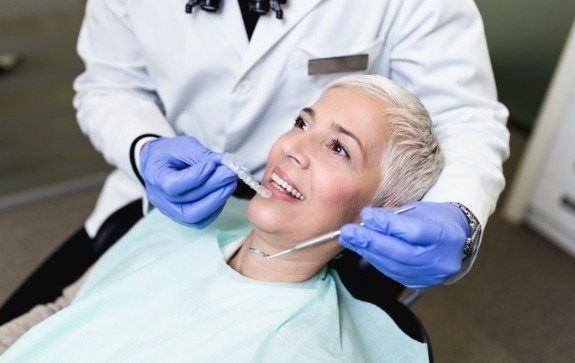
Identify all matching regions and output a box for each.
[139,136,237,228]
[339,201,469,289]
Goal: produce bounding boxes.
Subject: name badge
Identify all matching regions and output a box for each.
[308,54,369,75]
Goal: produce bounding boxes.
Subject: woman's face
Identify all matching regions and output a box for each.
[247,86,389,245]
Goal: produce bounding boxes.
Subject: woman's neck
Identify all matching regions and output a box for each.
[227,232,339,283]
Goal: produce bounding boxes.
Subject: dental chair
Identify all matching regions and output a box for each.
[0,194,433,361]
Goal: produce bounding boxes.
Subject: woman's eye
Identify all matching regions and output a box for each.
[328,138,350,159]
[293,117,309,130]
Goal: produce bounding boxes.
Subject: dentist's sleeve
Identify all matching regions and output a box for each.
[388,0,510,279]
[73,0,176,182]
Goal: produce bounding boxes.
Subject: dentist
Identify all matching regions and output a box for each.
[76,0,509,288]
[2,0,509,322]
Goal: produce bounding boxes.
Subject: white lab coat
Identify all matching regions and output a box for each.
[74,0,509,276]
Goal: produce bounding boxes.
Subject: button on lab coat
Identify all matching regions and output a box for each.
[74,0,509,276]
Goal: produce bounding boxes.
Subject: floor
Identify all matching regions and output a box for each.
[1,5,574,362]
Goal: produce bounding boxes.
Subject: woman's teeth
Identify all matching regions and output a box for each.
[271,173,304,200]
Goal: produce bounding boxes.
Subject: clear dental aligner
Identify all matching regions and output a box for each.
[222,153,272,198]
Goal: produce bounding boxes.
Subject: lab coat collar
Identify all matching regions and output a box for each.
[207,0,324,77]
[243,0,323,75]
[206,0,250,56]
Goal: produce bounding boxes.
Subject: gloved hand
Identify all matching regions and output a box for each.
[139,136,237,228]
[339,201,469,289]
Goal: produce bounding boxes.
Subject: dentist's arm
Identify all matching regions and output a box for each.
[74,0,176,182]
[350,0,508,287]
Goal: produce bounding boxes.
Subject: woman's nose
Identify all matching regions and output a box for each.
[281,134,311,169]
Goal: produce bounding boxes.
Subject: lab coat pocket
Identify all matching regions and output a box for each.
[288,37,387,107]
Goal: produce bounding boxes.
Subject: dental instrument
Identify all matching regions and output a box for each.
[222,152,272,198]
[262,204,416,259]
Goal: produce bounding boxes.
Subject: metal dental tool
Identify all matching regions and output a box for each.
[222,153,272,198]
[265,204,416,259]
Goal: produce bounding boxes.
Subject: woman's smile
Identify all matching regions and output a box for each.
[270,172,304,200]
[269,166,305,200]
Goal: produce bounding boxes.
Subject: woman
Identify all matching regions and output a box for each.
[1,75,442,362]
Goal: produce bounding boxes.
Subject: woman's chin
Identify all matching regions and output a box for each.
[246,198,283,234]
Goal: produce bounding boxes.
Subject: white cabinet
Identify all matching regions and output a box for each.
[528,109,575,254]
[504,20,575,256]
